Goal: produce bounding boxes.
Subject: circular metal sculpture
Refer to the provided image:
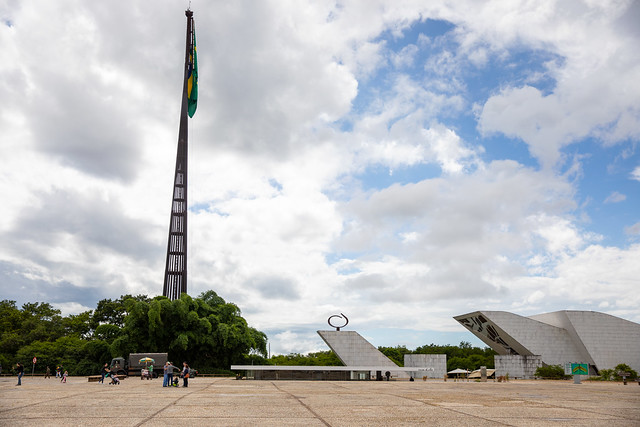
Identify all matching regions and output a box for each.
[328,313,349,331]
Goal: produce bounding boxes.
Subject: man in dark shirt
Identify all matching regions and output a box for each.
[16,362,24,386]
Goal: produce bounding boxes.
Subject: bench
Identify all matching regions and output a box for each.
[88,375,127,382]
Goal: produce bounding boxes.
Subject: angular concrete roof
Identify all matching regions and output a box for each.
[454,310,640,373]
[317,330,398,368]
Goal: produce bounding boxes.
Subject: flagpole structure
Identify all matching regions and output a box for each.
[163,9,197,300]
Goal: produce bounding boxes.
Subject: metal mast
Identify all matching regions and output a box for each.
[163,10,194,300]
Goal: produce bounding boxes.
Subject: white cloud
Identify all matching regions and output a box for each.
[604,191,626,204]
[1,0,639,355]
[475,1,640,168]
[625,222,640,236]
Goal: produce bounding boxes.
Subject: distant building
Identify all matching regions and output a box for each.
[454,310,640,375]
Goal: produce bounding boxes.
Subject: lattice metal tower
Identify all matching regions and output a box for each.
[163,10,195,300]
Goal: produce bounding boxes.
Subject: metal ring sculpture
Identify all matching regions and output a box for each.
[328,313,349,331]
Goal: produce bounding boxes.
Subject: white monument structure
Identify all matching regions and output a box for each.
[232,314,438,380]
[455,310,640,377]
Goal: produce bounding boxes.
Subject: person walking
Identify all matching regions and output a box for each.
[61,370,68,383]
[56,366,60,378]
[100,363,109,384]
[16,362,24,386]
[181,362,190,388]
[45,366,51,379]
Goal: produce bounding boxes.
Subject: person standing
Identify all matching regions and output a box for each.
[61,370,68,383]
[149,364,154,380]
[181,362,190,388]
[165,361,177,387]
[45,366,51,379]
[16,362,24,386]
[162,362,169,387]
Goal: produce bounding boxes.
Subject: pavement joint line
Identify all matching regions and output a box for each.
[0,389,100,414]
[511,394,639,422]
[270,381,332,427]
[380,391,516,427]
[132,378,223,427]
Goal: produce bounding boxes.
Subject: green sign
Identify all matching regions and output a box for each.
[571,363,588,375]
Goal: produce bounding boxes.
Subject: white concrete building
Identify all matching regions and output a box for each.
[454,310,640,374]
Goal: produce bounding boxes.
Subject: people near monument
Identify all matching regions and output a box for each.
[100,363,109,383]
[45,366,51,379]
[61,370,68,383]
[181,362,190,387]
[16,362,24,386]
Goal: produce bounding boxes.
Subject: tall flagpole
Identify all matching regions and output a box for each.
[163,9,194,300]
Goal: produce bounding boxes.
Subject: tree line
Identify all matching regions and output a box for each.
[267,342,497,372]
[0,291,267,376]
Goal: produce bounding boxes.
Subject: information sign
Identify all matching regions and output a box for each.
[571,363,588,375]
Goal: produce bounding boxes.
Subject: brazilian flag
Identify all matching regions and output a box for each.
[187,27,198,118]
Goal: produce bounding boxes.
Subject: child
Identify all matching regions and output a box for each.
[61,370,68,383]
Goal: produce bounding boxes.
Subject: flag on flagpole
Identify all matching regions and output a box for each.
[187,24,198,118]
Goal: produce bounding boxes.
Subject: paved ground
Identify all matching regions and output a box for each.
[0,376,638,426]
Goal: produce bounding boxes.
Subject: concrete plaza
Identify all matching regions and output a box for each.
[0,376,638,426]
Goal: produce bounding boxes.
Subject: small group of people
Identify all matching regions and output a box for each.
[14,363,65,386]
[99,363,119,384]
[162,361,190,387]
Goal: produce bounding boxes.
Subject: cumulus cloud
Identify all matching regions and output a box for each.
[476,1,640,168]
[1,0,638,355]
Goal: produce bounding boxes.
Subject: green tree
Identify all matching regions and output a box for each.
[269,351,343,366]
[612,363,637,381]
[414,342,496,370]
[378,346,409,366]
[113,292,267,372]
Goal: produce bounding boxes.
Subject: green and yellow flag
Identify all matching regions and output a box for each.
[187,26,198,118]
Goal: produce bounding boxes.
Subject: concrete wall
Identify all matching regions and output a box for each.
[495,355,542,379]
[530,311,640,373]
[404,354,447,379]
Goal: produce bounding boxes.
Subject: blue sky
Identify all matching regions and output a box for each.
[1,0,639,355]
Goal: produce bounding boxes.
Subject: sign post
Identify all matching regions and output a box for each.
[571,363,588,384]
[32,356,37,376]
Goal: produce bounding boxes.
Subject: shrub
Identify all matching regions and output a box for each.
[535,364,567,379]
[612,364,637,381]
